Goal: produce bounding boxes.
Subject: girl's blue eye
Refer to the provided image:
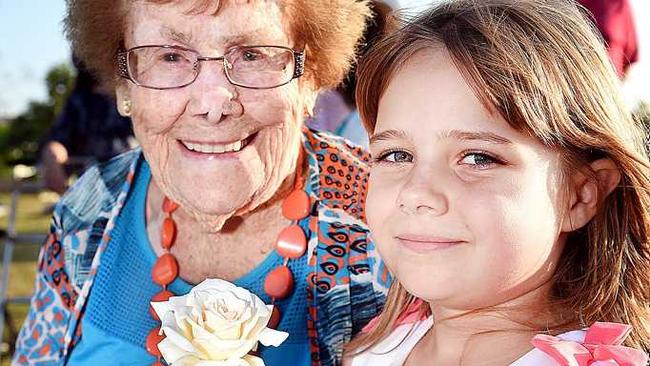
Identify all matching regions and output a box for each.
[377,150,413,163]
[459,152,498,167]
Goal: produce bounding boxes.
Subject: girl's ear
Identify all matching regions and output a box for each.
[561,158,621,232]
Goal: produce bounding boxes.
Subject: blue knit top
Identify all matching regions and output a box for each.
[68,159,310,365]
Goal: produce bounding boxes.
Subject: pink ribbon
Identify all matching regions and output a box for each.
[531,322,648,366]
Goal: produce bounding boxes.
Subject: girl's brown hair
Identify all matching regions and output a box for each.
[350,0,650,352]
[65,0,371,92]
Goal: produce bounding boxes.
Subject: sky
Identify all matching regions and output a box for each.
[0,0,70,118]
[0,0,648,119]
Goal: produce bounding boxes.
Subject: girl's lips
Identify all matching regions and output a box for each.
[396,234,466,252]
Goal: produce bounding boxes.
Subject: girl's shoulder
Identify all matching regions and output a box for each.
[349,317,434,366]
[348,321,648,366]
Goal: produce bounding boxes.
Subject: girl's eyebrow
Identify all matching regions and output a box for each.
[369,129,409,144]
[370,129,512,145]
[444,130,513,145]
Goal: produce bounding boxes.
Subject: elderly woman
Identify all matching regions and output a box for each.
[14,1,390,365]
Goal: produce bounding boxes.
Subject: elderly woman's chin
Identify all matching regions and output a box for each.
[141,123,297,230]
[155,158,266,227]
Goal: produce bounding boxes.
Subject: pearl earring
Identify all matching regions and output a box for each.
[122,99,132,116]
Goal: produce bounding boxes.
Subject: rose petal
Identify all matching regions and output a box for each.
[170,294,192,309]
[240,313,269,340]
[165,354,200,366]
[162,309,193,341]
[158,336,196,364]
[204,310,245,339]
[257,327,289,347]
[193,337,256,361]
[241,355,266,366]
[193,279,238,293]
[212,324,244,341]
[173,354,235,366]
[162,323,199,353]
[239,305,272,340]
[186,317,256,360]
[151,299,173,320]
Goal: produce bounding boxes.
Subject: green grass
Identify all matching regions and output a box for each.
[0,191,51,364]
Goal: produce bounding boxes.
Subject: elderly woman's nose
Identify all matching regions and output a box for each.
[187,62,240,122]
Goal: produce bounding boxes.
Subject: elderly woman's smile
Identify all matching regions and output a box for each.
[178,133,254,155]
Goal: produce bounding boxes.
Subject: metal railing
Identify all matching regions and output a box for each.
[0,177,48,362]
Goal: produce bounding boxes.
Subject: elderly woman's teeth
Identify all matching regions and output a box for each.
[182,139,247,154]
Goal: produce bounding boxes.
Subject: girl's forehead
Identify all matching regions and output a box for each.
[377,52,494,130]
[378,50,557,151]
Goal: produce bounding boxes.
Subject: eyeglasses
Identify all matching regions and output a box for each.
[116,45,305,90]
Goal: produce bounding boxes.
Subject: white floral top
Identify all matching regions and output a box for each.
[349,317,589,366]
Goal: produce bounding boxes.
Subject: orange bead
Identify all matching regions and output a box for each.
[264,266,294,299]
[146,327,165,357]
[161,218,176,250]
[276,225,307,259]
[149,290,174,320]
[163,197,180,214]
[152,254,178,286]
[282,190,310,220]
[268,307,281,329]
[151,362,164,366]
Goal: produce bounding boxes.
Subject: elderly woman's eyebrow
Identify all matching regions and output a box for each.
[222,29,288,47]
[369,129,409,144]
[161,26,195,45]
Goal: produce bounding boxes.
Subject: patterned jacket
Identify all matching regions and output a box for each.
[13,129,390,366]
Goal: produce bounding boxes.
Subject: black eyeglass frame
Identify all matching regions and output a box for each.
[116,44,306,90]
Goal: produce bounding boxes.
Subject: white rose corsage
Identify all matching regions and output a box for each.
[151,278,289,366]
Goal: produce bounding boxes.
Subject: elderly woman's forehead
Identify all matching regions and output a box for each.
[128,0,292,45]
[143,0,286,14]
[132,0,290,29]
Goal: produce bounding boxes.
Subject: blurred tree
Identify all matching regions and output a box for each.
[0,63,75,166]
[47,63,76,117]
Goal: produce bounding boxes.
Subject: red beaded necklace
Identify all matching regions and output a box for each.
[145,149,310,365]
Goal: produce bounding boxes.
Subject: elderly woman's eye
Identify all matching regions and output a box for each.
[375,150,413,164]
[243,49,263,62]
[162,52,186,63]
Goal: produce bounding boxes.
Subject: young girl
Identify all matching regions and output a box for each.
[345,0,649,365]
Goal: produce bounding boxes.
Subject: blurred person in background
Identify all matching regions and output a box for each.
[578,0,639,78]
[307,1,393,147]
[14,1,389,365]
[39,55,135,194]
